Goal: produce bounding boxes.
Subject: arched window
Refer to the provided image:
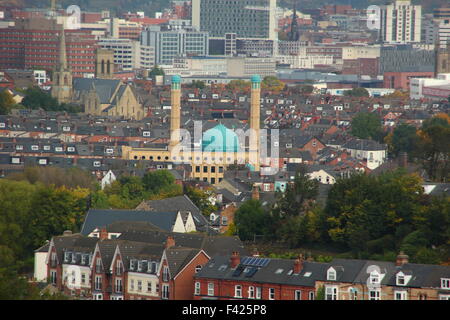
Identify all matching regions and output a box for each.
[101,60,105,74]
[195,265,202,273]
[107,60,111,74]
[64,75,68,86]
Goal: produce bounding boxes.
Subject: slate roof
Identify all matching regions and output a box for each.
[342,139,386,151]
[195,255,328,287]
[80,209,179,236]
[165,247,202,277]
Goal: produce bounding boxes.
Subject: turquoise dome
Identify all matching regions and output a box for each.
[251,74,261,83]
[202,124,239,153]
[172,75,181,83]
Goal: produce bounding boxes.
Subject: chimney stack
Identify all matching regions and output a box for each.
[99,227,108,240]
[165,235,175,249]
[294,254,304,274]
[398,152,408,168]
[396,251,409,266]
[251,185,260,201]
[230,251,241,268]
[63,230,73,236]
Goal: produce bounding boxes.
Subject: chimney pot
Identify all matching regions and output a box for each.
[396,251,409,266]
[230,251,240,268]
[166,235,175,249]
[99,227,108,240]
[294,254,304,274]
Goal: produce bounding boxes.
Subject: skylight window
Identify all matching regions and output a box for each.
[304,272,312,277]
[275,269,283,274]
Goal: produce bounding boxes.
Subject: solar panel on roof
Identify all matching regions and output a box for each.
[232,265,245,277]
[245,267,258,278]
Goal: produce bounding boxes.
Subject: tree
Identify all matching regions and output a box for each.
[188,80,206,89]
[149,65,165,77]
[273,166,319,218]
[388,123,419,157]
[350,112,382,140]
[185,186,218,216]
[234,199,271,241]
[21,87,59,110]
[416,115,450,181]
[261,76,285,92]
[0,90,15,115]
[142,170,175,194]
[344,87,369,97]
[225,80,251,92]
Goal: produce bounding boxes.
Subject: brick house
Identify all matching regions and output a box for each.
[194,252,327,300]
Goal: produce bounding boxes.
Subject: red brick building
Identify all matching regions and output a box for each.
[0,18,97,77]
[194,253,325,300]
[383,72,434,90]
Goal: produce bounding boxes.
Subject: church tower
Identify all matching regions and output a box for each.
[249,74,261,171]
[51,28,73,104]
[96,48,114,79]
[169,75,181,150]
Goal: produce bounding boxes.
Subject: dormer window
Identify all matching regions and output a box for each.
[143,131,150,137]
[31,145,39,151]
[67,147,75,152]
[442,278,450,290]
[93,161,101,167]
[55,147,63,152]
[62,126,70,132]
[105,148,113,154]
[327,268,336,281]
[397,273,406,286]
[370,271,380,285]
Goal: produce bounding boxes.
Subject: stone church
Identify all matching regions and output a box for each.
[51,29,145,120]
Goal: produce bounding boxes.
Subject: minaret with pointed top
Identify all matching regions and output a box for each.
[249,74,261,171]
[169,75,181,150]
[51,28,73,104]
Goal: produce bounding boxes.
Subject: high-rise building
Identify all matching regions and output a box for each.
[141,26,209,65]
[380,0,422,44]
[0,18,97,77]
[191,0,276,40]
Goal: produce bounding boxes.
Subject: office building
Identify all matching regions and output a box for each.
[192,0,276,40]
[141,26,209,65]
[380,0,422,44]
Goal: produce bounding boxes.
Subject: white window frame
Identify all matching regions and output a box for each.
[50,270,57,285]
[162,284,169,300]
[325,286,338,300]
[395,291,408,300]
[256,287,262,299]
[269,288,275,300]
[248,286,255,299]
[67,146,75,152]
[31,145,39,151]
[194,282,200,295]
[295,290,302,300]
[234,285,242,298]
[327,268,336,281]
[308,291,314,300]
[207,282,214,296]
[95,275,102,290]
[369,289,380,300]
[441,278,450,290]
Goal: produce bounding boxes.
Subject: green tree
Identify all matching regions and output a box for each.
[261,76,285,92]
[0,90,15,115]
[149,65,165,77]
[185,186,218,216]
[350,112,382,140]
[344,87,369,97]
[416,115,450,181]
[389,123,419,157]
[273,166,319,218]
[142,170,175,194]
[235,199,271,241]
[21,87,59,110]
[225,80,251,92]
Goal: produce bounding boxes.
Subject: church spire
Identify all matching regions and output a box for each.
[289,1,299,41]
[57,27,69,72]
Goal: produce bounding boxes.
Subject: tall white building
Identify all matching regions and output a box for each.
[380,0,422,44]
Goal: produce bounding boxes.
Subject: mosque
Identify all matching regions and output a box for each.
[121,74,263,184]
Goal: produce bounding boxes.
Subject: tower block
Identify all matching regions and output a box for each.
[249,74,261,171]
[169,75,182,150]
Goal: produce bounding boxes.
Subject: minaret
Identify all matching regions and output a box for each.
[51,28,72,104]
[169,75,181,150]
[249,74,261,171]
